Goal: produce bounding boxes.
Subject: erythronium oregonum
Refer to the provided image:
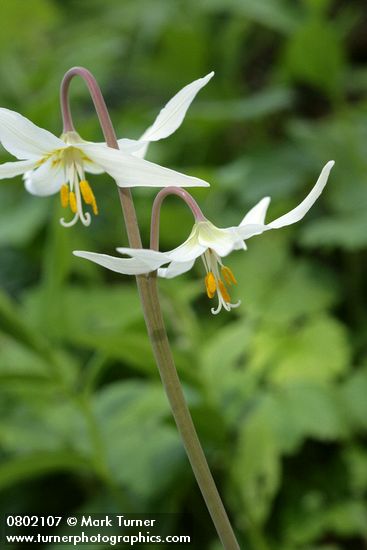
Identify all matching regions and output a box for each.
[74,160,334,314]
[0,72,213,227]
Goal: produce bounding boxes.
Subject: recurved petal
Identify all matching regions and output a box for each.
[267,161,334,229]
[139,72,214,144]
[240,197,271,226]
[116,138,149,156]
[23,158,65,196]
[116,247,170,268]
[73,251,161,275]
[232,223,267,240]
[80,142,210,188]
[0,108,65,160]
[158,259,195,279]
[0,158,37,179]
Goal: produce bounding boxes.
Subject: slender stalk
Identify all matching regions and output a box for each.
[150,187,206,249]
[60,67,240,550]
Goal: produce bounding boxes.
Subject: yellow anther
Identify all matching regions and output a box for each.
[221,265,237,285]
[91,198,98,216]
[218,279,231,303]
[69,191,77,214]
[60,184,69,208]
[80,180,98,215]
[205,272,217,299]
[80,180,94,204]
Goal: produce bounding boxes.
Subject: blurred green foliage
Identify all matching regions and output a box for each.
[0,0,367,549]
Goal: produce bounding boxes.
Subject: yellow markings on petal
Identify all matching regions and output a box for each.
[35,157,46,167]
[80,180,98,216]
[221,265,237,285]
[205,272,216,299]
[60,185,69,208]
[218,279,231,303]
[69,191,77,214]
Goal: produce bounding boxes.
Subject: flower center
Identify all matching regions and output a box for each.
[50,142,98,227]
[60,179,98,220]
[202,249,240,314]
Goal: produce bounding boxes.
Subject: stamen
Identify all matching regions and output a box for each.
[60,184,69,208]
[218,279,231,303]
[221,265,237,285]
[91,198,98,215]
[69,191,77,214]
[205,272,216,299]
[79,180,94,204]
[80,179,99,216]
[60,213,79,227]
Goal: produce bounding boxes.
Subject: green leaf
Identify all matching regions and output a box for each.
[343,446,367,495]
[23,284,142,344]
[272,384,348,452]
[0,333,51,379]
[341,368,367,430]
[300,214,367,250]
[232,397,281,524]
[0,192,48,247]
[249,315,350,386]
[283,18,345,98]
[93,381,183,497]
[0,452,91,492]
[193,88,294,122]
[201,0,299,33]
[200,320,255,426]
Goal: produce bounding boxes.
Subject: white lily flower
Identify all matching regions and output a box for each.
[74,161,334,314]
[118,71,214,158]
[0,73,213,226]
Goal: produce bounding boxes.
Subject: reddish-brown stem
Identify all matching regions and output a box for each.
[60,67,240,550]
[150,187,206,250]
[60,67,142,248]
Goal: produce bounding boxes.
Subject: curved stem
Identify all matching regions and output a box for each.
[150,187,206,250]
[61,67,142,248]
[61,67,240,550]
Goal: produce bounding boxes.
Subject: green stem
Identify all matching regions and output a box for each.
[60,67,240,550]
[137,272,241,549]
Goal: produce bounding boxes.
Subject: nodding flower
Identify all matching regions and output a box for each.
[74,161,334,314]
[0,72,214,226]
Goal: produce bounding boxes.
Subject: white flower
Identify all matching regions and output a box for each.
[0,73,213,226]
[74,161,334,314]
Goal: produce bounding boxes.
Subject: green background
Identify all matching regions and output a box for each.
[0,0,367,548]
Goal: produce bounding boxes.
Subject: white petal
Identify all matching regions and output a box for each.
[0,158,37,179]
[0,108,65,160]
[83,159,105,175]
[116,246,170,267]
[116,138,149,156]
[139,72,214,145]
[119,230,205,265]
[130,142,148,159]
[23,158,65,196]
[267,161,334,229]
[240,197,271,225]
[80,142,210,188]
[165,226,206,262]
[158,259,195,279]
[196,221,237,257]
[232,223,267,240]
[73,251,161,275]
